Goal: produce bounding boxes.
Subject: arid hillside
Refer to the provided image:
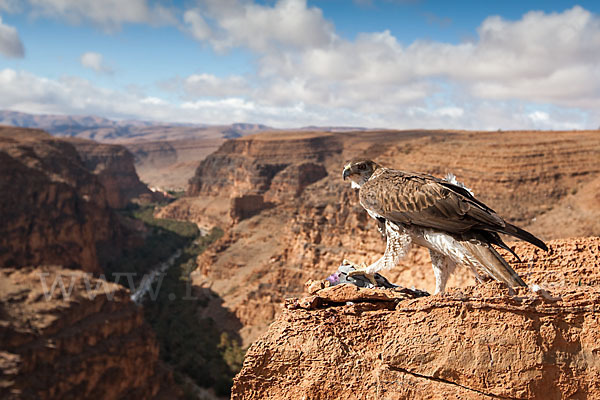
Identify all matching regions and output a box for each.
[160,129,600,345]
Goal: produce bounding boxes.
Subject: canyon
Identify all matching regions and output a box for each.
[0,126,178,399]
[2,120,600,399]
[161,128,600,347]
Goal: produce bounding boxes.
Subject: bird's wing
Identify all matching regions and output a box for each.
[359,169,506,234]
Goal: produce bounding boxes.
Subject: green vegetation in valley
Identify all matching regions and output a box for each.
[112,202,244,396]
[143,226,246,396]
[104,203,199,282]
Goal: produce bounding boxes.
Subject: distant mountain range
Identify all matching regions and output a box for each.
[0,110,371,189]
[0,110,272,143]
[0,110,371,143]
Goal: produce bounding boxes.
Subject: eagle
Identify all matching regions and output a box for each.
[342,159,548,294]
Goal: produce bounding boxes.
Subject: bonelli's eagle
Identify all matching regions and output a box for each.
[342,159,547,294]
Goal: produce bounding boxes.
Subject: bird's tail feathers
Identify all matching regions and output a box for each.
[462,241,527,288]
[482,231,522,262]
[497,223,548,251]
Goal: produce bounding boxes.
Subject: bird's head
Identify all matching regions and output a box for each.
[342,159,380,189]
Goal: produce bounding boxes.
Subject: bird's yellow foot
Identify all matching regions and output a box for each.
[342,259,377,286]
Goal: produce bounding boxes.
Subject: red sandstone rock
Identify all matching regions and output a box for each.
[0,127,123,273]
[0,267,178,400]
[66,138,162,208]
[233,282,600,399]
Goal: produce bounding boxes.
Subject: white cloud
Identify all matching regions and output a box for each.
[0,15,24,57]
[179,3,600,127]
[184,0,335,52]
[184,9,212,41]
[0,68,592,130]
[434,107,464,118]
[528,111,549,123]
[183,73,249,98]
[141,96,167,105]
[80,51,113,74]
[27,0,175,30]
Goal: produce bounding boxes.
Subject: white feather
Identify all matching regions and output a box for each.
[444,173,474,195]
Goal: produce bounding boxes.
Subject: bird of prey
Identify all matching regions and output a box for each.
[342,159,548,294]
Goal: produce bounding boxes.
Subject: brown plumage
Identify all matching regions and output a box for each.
[343,159,548,293]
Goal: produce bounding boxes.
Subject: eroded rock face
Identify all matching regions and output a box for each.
[0,127,179,399]
[264,162,328,204]
[0,267,175,400]
[66,138,160,208]
[188,133,336,198]
[233,280,600,400]
[0,127,122,273]
[230,195,273,223]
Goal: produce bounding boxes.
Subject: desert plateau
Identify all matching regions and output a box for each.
[2,2,600,399]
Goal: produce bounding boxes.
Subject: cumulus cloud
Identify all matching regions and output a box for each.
[183,0,335,52]
[0,68,591,130]
[179,3,600,128]
[0,15,24,57]
[184,9,212,41]
[27,0,175,30]
[2,1,600,129]
[183,73,250,97]
[80,52,113,74]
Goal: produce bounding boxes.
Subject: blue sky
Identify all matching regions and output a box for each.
[1,0,599,129]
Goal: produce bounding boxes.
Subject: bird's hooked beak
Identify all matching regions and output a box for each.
[342,164,351,180]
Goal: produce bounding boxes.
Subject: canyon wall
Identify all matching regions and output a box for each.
[0,267,176,400]
[67,138,160,208]
[0,127,121,272]
[0,126,177,399]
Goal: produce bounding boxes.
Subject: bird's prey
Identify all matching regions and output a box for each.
[342,159,547,294]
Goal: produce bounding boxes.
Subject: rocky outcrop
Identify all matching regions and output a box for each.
[187,132,337,198]
[264,162,328,203]
[66,138,160,208]
[0,267,177,400]
[233,283,600,400]
[230,195,273,223]
[163,132,335,224]
[0,127,122,273]
[232,237,600,400]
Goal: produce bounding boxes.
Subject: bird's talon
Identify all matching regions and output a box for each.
[347,269,377,286]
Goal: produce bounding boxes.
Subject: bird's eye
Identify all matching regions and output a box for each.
[358,164,366,170]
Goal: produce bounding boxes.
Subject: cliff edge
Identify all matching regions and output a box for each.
[233,236,600,400]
